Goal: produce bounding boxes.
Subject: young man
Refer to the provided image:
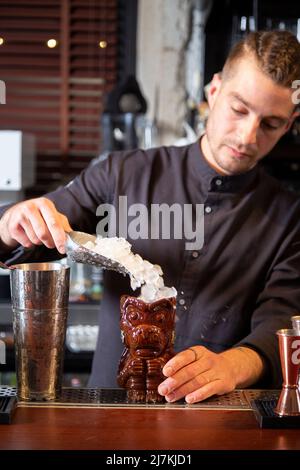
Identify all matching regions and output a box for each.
[1,30,300,404]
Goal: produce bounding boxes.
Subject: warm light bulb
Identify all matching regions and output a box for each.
[99,40,107,49]
[47,39,57,48]
[0,37,4,46]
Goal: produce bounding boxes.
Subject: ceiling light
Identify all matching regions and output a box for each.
[47,39,57,48]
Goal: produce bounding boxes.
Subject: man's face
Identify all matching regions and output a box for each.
[202,56,297,176]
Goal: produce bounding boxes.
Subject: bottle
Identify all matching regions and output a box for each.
[89,266,103,302]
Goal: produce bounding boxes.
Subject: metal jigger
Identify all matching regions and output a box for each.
[274,329,300,416]
[291,315,300,335]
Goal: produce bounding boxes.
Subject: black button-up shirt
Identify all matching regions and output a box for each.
[2,140,300,388]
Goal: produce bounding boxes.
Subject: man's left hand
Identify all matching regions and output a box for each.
[157,345,264,404]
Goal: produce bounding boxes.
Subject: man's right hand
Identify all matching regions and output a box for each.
[0,197,72,254]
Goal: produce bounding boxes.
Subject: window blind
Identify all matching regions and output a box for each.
[0,0,119,193]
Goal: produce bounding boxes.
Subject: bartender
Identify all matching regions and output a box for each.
[1,30,300,404]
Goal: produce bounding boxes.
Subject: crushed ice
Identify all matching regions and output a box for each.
[84,236,177,303]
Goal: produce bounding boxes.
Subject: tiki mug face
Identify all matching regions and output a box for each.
[117,295,176,403]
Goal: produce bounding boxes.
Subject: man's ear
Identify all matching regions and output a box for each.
[207,72,222,109]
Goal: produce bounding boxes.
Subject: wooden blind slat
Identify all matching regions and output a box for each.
[0,0,60,6]
[0,0,119,189]
[0,19,60,29]
[0,7,60,18]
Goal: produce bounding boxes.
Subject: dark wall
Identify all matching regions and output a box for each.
[204,0,300,84]
[204,0,300,193]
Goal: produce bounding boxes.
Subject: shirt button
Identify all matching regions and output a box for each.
[215,179,222,186]
[192,251,199,258]
[205,206,212,214]
[180,291,184,295]
[179,299,185,306]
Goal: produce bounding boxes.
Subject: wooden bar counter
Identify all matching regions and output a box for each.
[0,403,299,450]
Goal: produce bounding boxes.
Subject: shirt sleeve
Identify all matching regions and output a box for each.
[0,153,115,264]
[46,153,114,233]
[235,218,300,388]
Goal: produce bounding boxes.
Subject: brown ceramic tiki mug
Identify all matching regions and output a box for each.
[117,295,176,403]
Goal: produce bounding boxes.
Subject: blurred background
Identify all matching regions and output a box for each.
[1,0,300,387]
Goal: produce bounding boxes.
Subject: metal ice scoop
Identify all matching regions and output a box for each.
[0,261,15,270]
[65,231,129,276]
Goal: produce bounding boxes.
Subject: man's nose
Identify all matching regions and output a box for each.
[238,117,259,146]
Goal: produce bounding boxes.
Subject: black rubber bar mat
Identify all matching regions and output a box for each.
[0,396,17,424]
[251,399,300,428]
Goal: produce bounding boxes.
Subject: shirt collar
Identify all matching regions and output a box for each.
[189,138,259,193]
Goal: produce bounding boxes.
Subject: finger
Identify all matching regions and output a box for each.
[10,223,34,249]
[19,206,42,245]
[185,380,219,404]
[162,346,206,377]
[185,373,236,404]
[18,214,43,246]
[23,204,56,249]
[164,372,213,402]
[59,213,72,233]
[38,200,68,253]
[158,359,209,397]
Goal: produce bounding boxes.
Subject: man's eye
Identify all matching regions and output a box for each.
[262,122,279,130]
[231,107,245,115]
